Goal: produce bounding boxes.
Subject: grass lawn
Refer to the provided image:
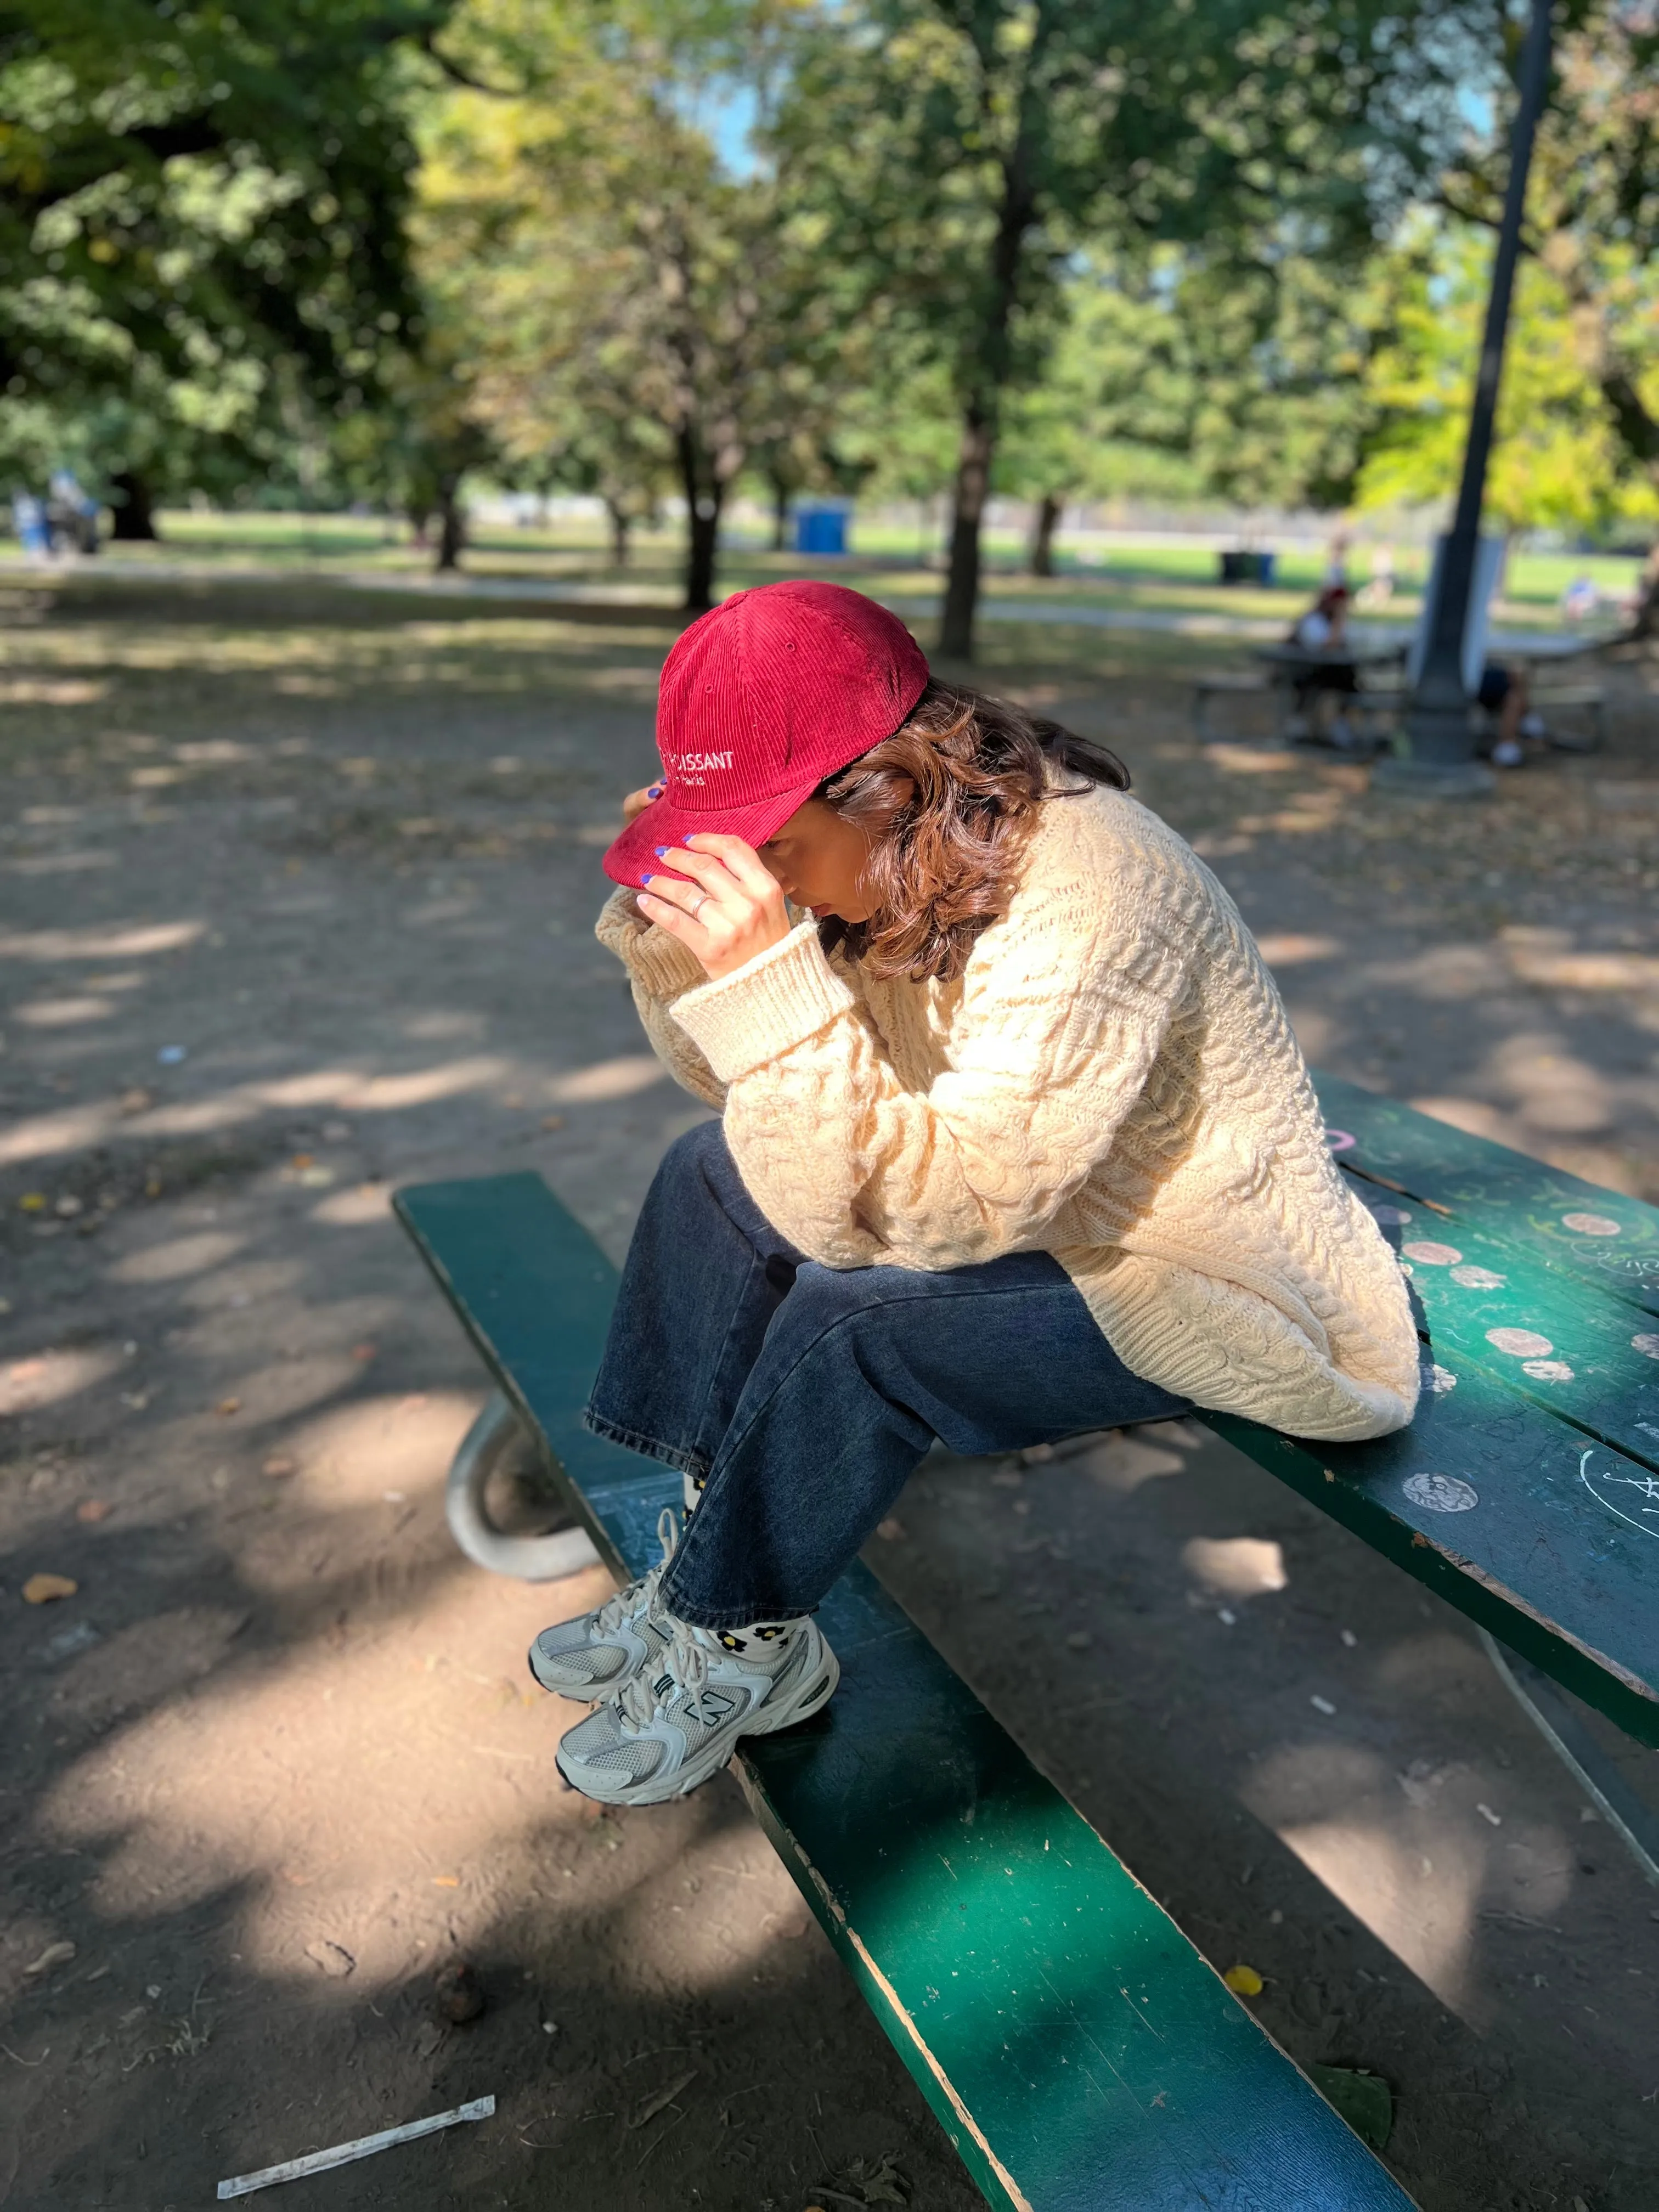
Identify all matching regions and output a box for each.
[78,509,1644,639]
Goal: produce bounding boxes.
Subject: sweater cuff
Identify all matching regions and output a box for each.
[670,922,856,1081]
[594,889,708,1000]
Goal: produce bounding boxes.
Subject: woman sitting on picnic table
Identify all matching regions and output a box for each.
[532,581,1420,1805]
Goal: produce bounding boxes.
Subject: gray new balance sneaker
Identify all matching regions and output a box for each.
[527,1508,679,1702]
[555,1610,839,1806]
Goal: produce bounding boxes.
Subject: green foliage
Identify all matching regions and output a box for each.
[417,0,853,600]
[1357,217,1656,533]
[0,0,452,505]
[768,0,1488,650]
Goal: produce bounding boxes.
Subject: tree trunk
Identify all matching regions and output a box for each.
[678,427,721,613]
[770,475,790,553]
[109,469,157,541]
[606,501,631,568]
[434,479,465,572]
[939,407,995,660]
[938,132,1035,661]
[1029,492,1062,578]
[1627,543,1659,640]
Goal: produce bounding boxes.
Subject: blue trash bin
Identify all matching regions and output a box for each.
[793,504,849,556]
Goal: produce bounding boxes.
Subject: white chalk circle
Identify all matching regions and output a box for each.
[1371,1205,1412,1226]
[1403,1472,1479,1514]
[1403,1241,1464,1267]
[1324,1128,1356,1154]
[1522,1358,1575,1383]
[1634,1333,1659,1361]
[1486,1326,1554,1358]
[1449,1264,1506,1290]
[1562,1211,1621,1237]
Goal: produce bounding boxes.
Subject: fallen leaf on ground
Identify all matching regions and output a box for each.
[215,1397,240,1417]
[431,1875,459,1888]
[22,1941,76,1977]
[22,1574,77,1605]
[352,1343,377,1361]
[262,1455,297,1478]
[18,1194,47,1213]
[541,1114,565,1131]
[627,2068,698,2130]
[303,1940,355,1978]
[1307,2064,1392,2152]
[1223,1964,1264,1996]
[75,1500,111,1524]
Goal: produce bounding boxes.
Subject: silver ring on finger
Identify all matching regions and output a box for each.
[690,893,709,918]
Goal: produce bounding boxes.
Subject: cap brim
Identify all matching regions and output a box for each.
[600,774,826,890]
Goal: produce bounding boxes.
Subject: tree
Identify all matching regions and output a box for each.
[1435,0,1659,629]
[0,0,452,524]
[1356,216,1652,536]
[771,0,1483,656]
[416,0,841,610]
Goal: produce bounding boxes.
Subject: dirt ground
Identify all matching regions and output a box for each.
[2,570,1657,2212]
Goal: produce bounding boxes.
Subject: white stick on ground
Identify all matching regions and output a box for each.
[216,2096,496,2199]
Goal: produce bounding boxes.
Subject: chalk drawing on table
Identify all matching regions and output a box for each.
[1403,1241,1463,1267]
[1324,1128,1356,1154]
[1449,1264,1506,1290]
[1486,1327,1554,1358]
[1579,1448,1659,1543]
[1521,1359,1575,1383]
[1634,1334,1659,1361]
[1403,1472,1479,1514]
[1423,1363,1458,1396]
[1561,1212,1622,1237]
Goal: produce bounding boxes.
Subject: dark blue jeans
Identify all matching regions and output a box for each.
[585,1121,1188,1630]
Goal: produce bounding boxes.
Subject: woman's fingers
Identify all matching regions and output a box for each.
[685,832,785,903]
[636,889,707,944]
[622,781,665,823]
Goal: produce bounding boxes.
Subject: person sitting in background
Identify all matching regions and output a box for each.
[1476,662,1545,770]
[1285,584,1359,748]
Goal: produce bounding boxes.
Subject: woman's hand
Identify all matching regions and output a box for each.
[622,780,665,823]
[639,834,792,981]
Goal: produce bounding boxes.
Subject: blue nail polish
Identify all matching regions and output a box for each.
[647,783,664,797]
[654,845,669,858]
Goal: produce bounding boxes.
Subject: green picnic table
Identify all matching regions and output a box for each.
[393,1073,1658,2210]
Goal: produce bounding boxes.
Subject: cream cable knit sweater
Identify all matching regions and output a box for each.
[597,781,1420,1442]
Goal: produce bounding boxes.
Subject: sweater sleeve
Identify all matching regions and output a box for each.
[594,887,726,1111]
[669,849,1194,1270]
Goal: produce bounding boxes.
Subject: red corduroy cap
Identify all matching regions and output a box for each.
[602,580,930,889]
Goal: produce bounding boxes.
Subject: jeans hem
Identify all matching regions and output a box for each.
[581,1406,704,1478]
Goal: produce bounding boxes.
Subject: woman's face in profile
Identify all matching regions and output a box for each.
[760,799,877,924]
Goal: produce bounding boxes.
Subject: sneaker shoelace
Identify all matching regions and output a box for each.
[590,1506,678,1641]
[617,1622,709,1734]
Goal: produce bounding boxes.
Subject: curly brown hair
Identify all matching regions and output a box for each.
[816,680,1129,984]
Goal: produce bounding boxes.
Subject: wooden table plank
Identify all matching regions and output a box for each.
[1334,1179,1659,1477]
[1313,1070,1659,1321]
[395,1174,1418,2212]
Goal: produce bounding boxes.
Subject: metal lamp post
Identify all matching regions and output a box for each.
[1374,0,1555,798]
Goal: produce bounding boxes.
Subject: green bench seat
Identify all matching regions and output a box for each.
[394,1171,1417,2211]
